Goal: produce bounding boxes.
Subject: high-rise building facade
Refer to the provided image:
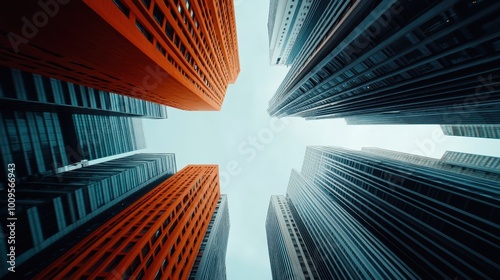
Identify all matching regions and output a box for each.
[440,150,500,175]
[266,195,318,280]
[0,153,177,277]
[0,66,167,186]
[268,0,500,124]
[0,111,147,186]
[0,0,240,110]
[269,146,499,279]
[441,124,500,139]
[189,194,230,280]
[361,147,500,181]
[267,0,313,66]
[34,165,222,280]
[0,66,168,119]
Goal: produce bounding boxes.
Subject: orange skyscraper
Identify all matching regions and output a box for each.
[0,0,240,110]
[34,165,222,279]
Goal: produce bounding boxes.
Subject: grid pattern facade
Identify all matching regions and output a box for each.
[0,153,176,276]
[362,147,500,182]
[0,110,146,186]
[284,146,499,279]
[35,165,220,280]
[0,66,168,118]
[441,124,500,139]
[267,0,313,66]
[441,151,500,175]
[71,114,146,160]
[266,195,319,280]
[189,194,229,280]
[0,0,240,110]
[268,0,500,125]
[0,111,66,183]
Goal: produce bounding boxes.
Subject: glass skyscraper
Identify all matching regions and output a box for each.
[0,66,168,118]
[441,124,500,139]
[267,146,499,279]
[268,0,500,125]
[266,195,319,280]
[0,66,167,187]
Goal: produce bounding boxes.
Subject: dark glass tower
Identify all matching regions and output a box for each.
[362,147,500,181]
[0,111,147,186]
[0,66,167,186]
[268,146,499,279]
[0,66,168,118]
[268,0,500,125]
[0,153,176,277]
[189,194,230,280]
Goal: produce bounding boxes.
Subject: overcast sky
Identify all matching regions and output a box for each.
[143,0,500,279]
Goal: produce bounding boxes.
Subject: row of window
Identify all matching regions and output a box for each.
[113,0,225,105]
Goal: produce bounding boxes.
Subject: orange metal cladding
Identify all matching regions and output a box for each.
[0,0,240,110]
[35,165,220,280]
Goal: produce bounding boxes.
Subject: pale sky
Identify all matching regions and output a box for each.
[142,0,500,279]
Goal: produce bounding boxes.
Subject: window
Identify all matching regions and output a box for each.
[146,256,153,268]
[156,43,166,56]
[136,20,153,42]
[165,22,174,40]
[153,5,165,26]
[113,0,130,17]
[142,0,151,9]
[142,243,151,257]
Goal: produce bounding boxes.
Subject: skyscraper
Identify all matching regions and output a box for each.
[362,147,500,181]
[268,146,499,279]
[34,165,224,280]
[0,66,168,186]
[0,153,177,277]
[267,0,313,66]
[268,0,500,124]
[0,66,168,119]
[189,194,230,280]
[266,195,318,280]
[0,0,240,110]
[441,124,500,139]
[0,111,147,186]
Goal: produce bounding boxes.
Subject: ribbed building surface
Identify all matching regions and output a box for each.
[34,165,221,280]
[0,153,177,277]
[441,150,500,175]
[269,146,499,279]
[362,147,500,181]
[266,195,319,280]
[268,0,500,124]
[0,66,168,118]
[0,65,166,186]
[0,111,147,185]
[0,0,240,110]
[441,125,500,139]
[189,194,230,280]
[267,0,313,66]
